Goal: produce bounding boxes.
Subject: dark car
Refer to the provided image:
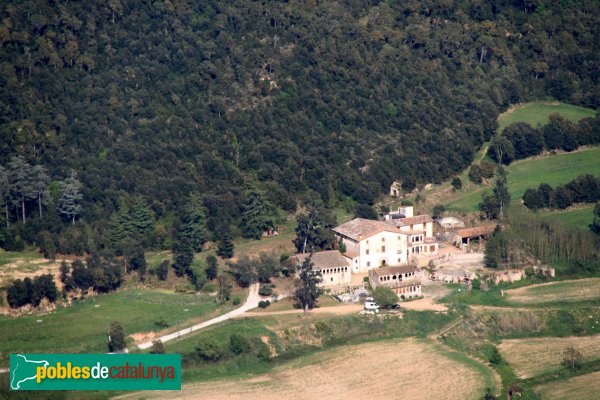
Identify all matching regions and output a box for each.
[391,303,402,310]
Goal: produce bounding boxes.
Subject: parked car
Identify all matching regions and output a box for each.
[391,303,402,310]
[364,301,380,312]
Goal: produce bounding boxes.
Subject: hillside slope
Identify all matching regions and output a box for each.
[0,0,598,235]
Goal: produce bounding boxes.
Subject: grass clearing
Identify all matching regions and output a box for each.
[0,250,43,266]
[505,278,600,305]
[0,289,228,365]
[0,252,63,287]
[444,147,600,212]
[123,339,491,400]
[534,370,600,400]
[497,101,596,132]
[498,335,600,379]
[538,204,595,230]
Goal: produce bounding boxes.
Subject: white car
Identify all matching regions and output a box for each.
[364,301,380,312]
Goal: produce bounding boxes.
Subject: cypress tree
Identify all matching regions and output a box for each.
[217,232,234,259]
[294,257,322,312]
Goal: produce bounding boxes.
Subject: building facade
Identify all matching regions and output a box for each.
[368,265,422,298]
[333,218,410,272]
[384,207,438,258]
[291,250,352,287]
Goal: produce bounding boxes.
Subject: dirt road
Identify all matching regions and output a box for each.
[137,283,268,350]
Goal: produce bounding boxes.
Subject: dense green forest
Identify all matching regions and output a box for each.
[0,0,598,252]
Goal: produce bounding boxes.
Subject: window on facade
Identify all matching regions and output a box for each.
[382,237,385,242]
[398,258,401,263]
[381,246,385,252]
[367,261,371,267]
[366,240,369,244]
[366,249,369,255]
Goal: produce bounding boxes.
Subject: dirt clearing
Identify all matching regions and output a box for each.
[119,339,488,400]
[498,334,600,378]
[505,278,600,304]
[242,297,446,318]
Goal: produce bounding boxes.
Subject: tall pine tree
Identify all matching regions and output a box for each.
[31,164,50,219]
[240,186,275,240]
[178,192,208,252]
[217,231,234,259]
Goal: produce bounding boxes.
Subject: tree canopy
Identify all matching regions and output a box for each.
[0,0,598,252]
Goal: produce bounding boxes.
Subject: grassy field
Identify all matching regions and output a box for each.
[0,288,231,365]
[535,371,600,400]
[497,101,596,132]
[443,147,600,212]
[499,335,600,379]
[505,278,600,305]
[125,339,493,400]
[538,204,595,230]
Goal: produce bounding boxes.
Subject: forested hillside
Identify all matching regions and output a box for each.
[0,0,598,250]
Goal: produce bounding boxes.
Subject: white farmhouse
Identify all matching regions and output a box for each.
[333,218,410,272]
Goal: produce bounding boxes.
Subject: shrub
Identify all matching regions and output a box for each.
[259,284,273,296]
[255,340,271,361]
[150,340,165,354]
[432,204,445,219]
[229,333,251,355]
[483,388,496,400]
[156,260,169,281]
[372,286,398,309]
[108,322,126,352]
[562,346,582,370]
[202,284,215,293]
[258,300,270,309]
[195,337,224,362]
[232,297,241,305]
[451,177,462,190]
[155,317,169,328]
[489,347,502,365]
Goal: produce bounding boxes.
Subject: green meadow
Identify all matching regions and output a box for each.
[498,101,596,132]
[0,289,226,366]
[444,147,600,213]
